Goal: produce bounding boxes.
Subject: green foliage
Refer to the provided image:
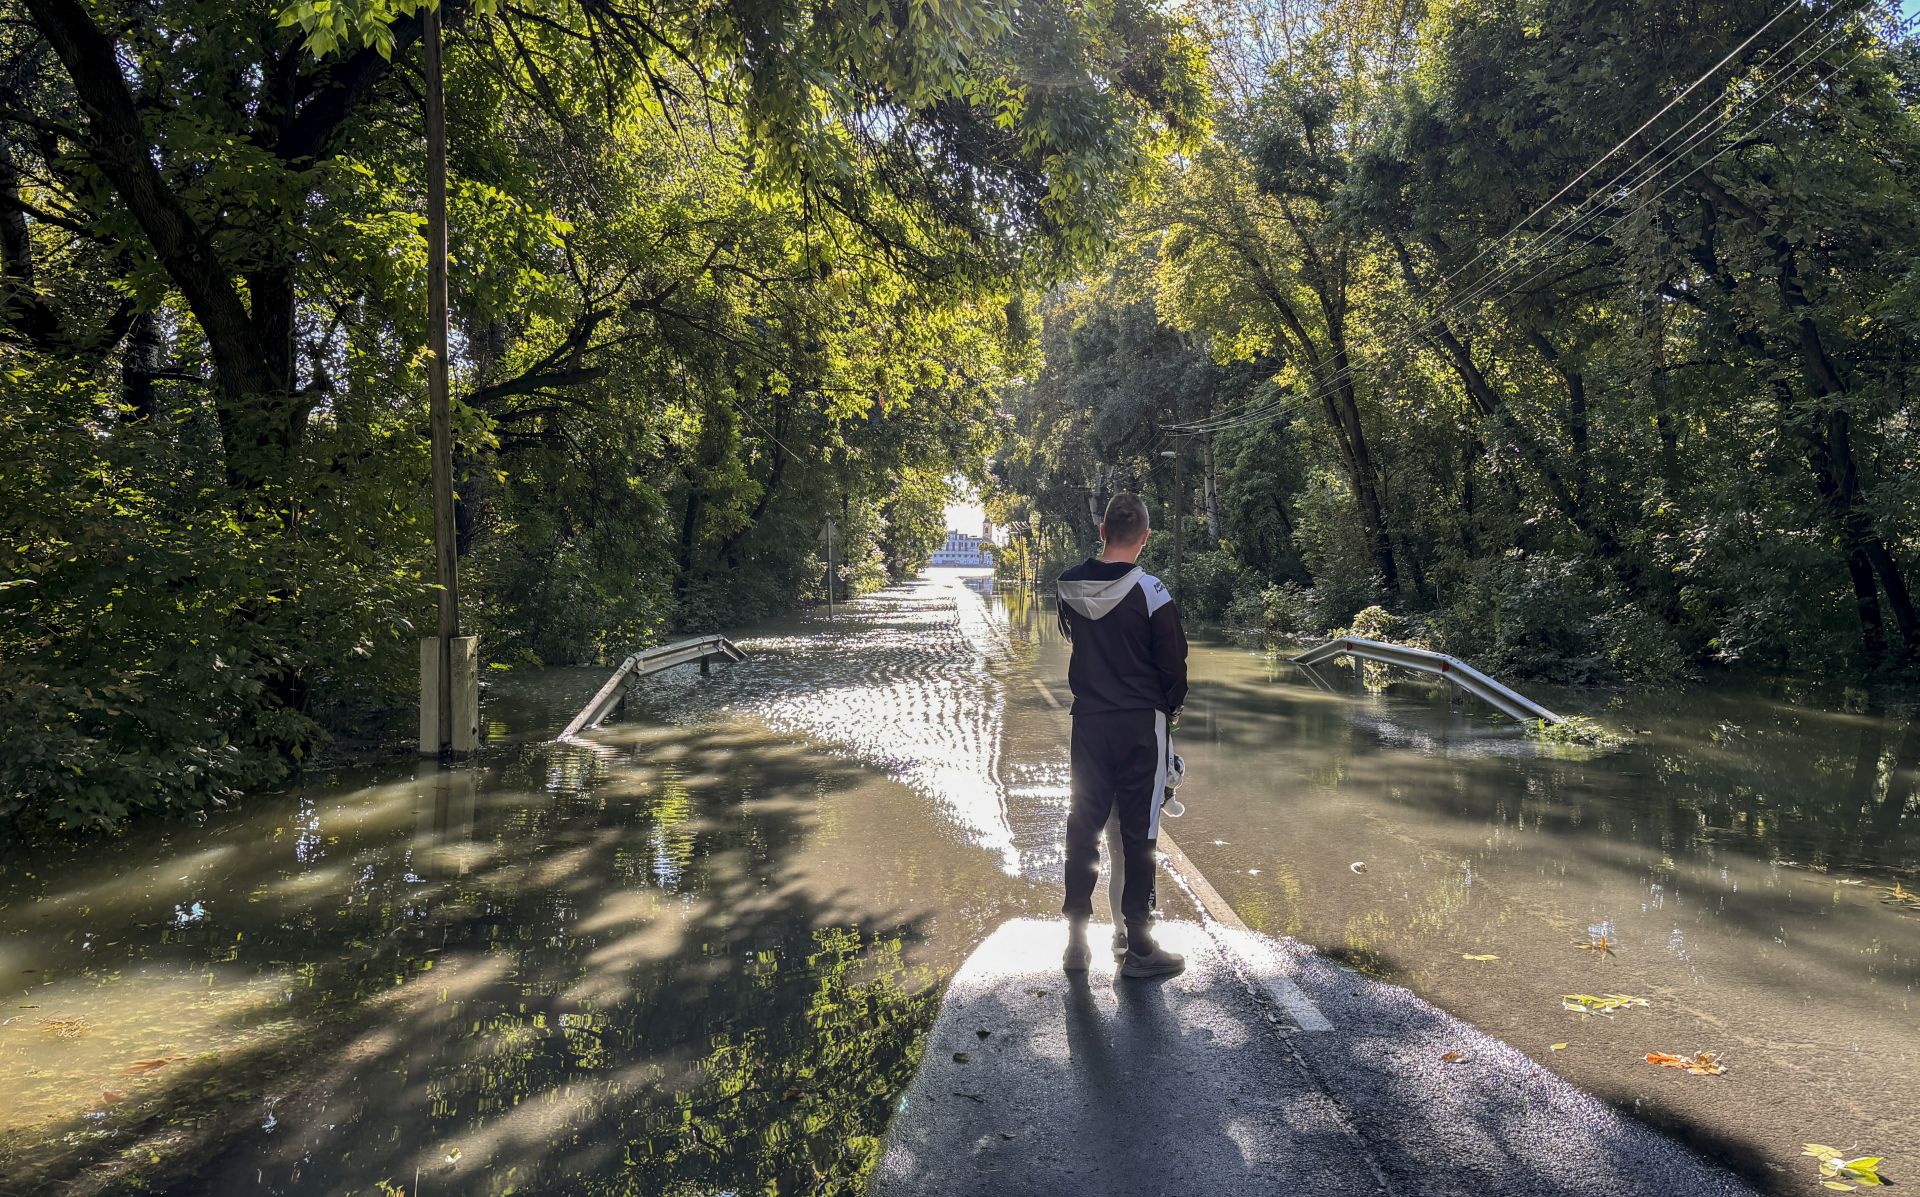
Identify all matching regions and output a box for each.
[1178,548,1249,621]
[2,0,1203,827]
[1527,715,1621,748]
[993,0,1920,686]
[628,928,938,1196]
[1222,581,1314,636]
[1425,552,1684,685]
[0,362,424,830]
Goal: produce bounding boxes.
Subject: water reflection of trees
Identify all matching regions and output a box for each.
[1,723,955,1196]
[1189,672,1917,875]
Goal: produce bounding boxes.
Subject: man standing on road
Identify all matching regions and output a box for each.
[1056,493,1188,978]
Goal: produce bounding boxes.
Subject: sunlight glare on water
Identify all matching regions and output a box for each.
[668,572,1024,875]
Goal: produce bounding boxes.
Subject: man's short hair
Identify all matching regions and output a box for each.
[1102,493,1149,547]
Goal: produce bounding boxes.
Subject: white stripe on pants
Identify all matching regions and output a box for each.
[1105,709,1169,927]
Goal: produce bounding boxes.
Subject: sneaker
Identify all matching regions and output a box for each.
[1063,921,1092,973]
[1120,943,1185,979]
[1110,929,1129,959]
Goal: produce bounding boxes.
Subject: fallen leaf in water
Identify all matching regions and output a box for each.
[1550,1043,1569,1051]
[100,1089,125,1104]
[782,1086,803,1101]
[1572,934,1617,957]
[1883,883,1920,911]
[38,1017,91,1040]
[1439,1050,1469,1063]
[1835,878,1866,886]
[445,1147,462,1164]
[1462,954,1499,962]
[951,1052,969,1063]
[123,1057,184,1075]
[1646,1051,1726,1075]
[1561,993,1649,1017]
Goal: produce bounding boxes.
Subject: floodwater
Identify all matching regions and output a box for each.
[2,573,1915,1195]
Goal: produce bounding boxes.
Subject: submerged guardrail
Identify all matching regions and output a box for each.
[1292,636,1563,725]
[558,635,746,739]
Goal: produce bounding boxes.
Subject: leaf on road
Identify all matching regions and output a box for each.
[1561,993,1648,1017]
[1550,1043,1569,1051]
[1462,954,1500,961]
[952,1052,969,1063]
[1645,1051,1726,1075]
[1440,1050,1469,1063]
[123,1056,185,1075]
[1805,1144,1888,1189]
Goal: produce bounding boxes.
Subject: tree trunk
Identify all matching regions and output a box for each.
[674,473,703,607]
[1524,328,1588,504]
[0,136,33,290]
[1228,234,1396,592]
[1271,493,1312,584]
[1202,433,1221,541]
[25,0,299,488]
[1699,178,1919,659]
[120,310,163,422]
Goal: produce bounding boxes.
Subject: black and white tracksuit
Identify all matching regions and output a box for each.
[1056,558,1188,949]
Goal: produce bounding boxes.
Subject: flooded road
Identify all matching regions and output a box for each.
[2,573,1915,1195]
[1003,588,1920,1191]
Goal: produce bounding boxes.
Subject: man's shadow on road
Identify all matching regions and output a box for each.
[1059,967,1268,1188]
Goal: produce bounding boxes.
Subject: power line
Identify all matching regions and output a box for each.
[1172,0,1872,435]
[1168,0,1894,438]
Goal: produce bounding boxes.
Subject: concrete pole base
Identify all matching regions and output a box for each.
[418,635,481,755]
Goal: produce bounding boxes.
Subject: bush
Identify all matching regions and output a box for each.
[1,364,425,831]
[1177,548,1251,621]
[1222,581,1317,636]
[1427,550,1685,684]
[1337,604,1404,643]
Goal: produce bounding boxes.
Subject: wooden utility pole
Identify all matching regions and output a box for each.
[426,3,455,752]
[824,516,837,622]
[418,4,477,757]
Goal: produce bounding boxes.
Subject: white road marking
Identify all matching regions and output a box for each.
[1030,679,1063,709]
[1159,832,1335,1033]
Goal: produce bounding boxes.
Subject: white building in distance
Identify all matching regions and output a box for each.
[929,526,994,568]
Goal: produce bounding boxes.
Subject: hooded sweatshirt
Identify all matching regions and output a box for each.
[1056,558,1189,716]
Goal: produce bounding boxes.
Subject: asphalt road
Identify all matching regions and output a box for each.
[875,917,1761,1197]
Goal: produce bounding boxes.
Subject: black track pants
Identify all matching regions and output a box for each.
[1062,708,1168,949]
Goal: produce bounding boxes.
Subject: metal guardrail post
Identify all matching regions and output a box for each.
[558,635,746,739]
[1291,636,1564,725]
